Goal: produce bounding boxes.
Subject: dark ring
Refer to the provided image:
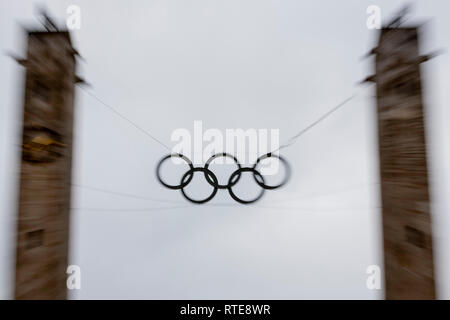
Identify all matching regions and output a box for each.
[156,153,194,190]
[180,167,218,204]
[204,152,241,189]
[252,153,291,190]
[227,167,265,204]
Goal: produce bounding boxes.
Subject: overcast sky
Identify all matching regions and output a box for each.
[1,0,449,299]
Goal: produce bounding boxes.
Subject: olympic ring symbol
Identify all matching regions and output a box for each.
[156,152,291,204]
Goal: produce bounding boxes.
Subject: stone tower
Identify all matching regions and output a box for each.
[368,27,435,299]
[14,27,80,299]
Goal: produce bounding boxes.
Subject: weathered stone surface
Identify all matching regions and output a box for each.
[14,30,77,300]
[375,28,435,299]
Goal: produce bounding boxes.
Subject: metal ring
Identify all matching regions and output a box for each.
[227,167,265,204]
[252,153,291,190]
[180,167,218,204]
[156,153,194,190]
[204,153,241,189]
[156,153,291,204]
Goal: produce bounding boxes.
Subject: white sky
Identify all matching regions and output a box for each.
[0,0,449,299]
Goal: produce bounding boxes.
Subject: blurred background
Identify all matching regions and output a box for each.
[0,0,449,299]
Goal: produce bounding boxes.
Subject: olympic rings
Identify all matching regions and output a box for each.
[252,153,291,190]
[156,153,194,189]
[204,153,241,189]
[227,167,265,204]
[180,167,218,204]
[155,152,291,204]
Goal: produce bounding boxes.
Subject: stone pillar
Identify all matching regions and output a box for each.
[14,30,78,299]
[371,27,435,299]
